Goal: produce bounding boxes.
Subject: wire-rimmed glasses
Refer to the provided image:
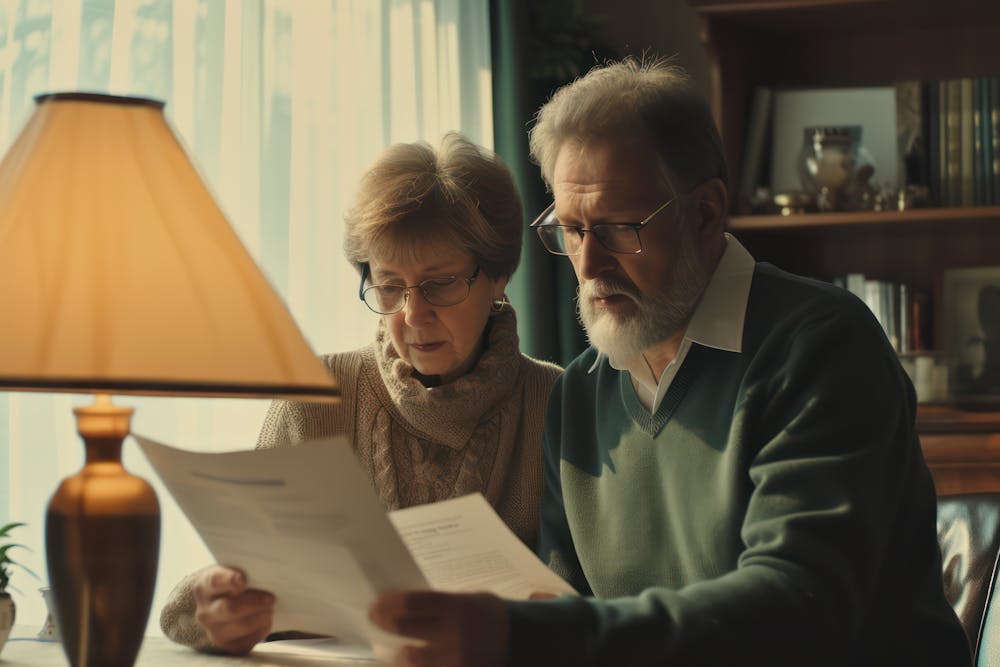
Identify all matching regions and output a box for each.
[359,264,481,314]
[529,198,675,256]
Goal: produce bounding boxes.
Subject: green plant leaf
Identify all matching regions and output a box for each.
[0,521,38,592]
[0,522,26,538]
[4,556,39,581]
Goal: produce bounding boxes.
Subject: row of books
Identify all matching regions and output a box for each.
[832,274,929,354]
[924,78,1000,208]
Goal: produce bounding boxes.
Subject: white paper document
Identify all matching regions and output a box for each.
[389,494,575,598]
[135,435,574,652]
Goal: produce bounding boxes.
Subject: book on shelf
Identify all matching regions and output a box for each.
[974,79,984,206]
[839,274,925,354]
[976,78,994,206]
[986,78,995,205]
[946,79,963,207]
[921,77,1000,208]
[961,78,975,206]
[895,80,927,192]
[738,86,773,213]
[845,273,866,302]
[938,80,950,206]
[993,78,1000,202]
[898,283,912,355]
[927,81,941,205]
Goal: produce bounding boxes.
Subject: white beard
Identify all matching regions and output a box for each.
[577,231,711,367]
[579,283,657,368]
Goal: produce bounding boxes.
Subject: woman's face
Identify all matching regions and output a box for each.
[369,246,508,383]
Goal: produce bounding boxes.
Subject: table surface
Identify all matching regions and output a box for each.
[0,628,381,666]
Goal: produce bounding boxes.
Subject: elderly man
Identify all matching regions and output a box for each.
[370,59,970,667]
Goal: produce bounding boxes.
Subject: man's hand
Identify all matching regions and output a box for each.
[369,591,509,667]
[193,565,274,655]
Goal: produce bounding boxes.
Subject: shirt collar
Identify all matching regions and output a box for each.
[587,233,755,374]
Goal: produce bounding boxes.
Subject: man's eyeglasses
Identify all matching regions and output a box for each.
[359,264,481,314]
[529,198,675,256]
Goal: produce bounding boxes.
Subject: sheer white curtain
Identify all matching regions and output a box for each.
[0,0,492,635]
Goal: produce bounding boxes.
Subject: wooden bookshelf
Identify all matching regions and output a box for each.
[920,405,1000,494]
[692,0,1000,494]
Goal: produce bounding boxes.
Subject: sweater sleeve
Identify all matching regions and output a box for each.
[255,352,358,450]
[255,398,302,449]
[159,567,215,651]
[505,306,965,666]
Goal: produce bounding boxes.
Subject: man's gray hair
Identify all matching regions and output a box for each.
[528,57,728,196]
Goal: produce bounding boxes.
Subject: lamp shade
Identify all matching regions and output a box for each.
[0,92,339,401]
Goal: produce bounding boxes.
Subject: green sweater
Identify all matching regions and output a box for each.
[506,263,970,666]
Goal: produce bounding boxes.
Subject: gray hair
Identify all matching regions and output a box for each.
[343,132,523,279]
[529,57,727,195]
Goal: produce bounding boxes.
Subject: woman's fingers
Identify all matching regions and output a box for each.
[193,565,275,654]
[206,608,274,656]
[194,565,248,604]
[197,593,274,653]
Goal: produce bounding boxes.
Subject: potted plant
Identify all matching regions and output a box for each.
[0,521,39,655]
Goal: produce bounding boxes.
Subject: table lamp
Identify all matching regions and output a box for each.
[0,93,341,666]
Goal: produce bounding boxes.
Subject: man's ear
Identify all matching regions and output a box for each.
[694,178,728,236]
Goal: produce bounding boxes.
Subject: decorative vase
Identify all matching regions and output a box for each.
[38,587,59,642]
[797,125,875,211]
[0,592,14,655]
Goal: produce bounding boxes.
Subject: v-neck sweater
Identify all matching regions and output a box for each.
[505,262,969,667]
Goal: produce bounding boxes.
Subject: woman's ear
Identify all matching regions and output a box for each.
[695,178,728,236]
[492,274,510,300]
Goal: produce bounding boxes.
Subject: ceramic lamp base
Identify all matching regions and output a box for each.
[46,396,160,667]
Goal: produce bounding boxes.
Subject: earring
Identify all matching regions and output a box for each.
[490,295,509,313]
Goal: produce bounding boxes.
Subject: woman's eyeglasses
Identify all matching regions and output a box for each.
[529,198,675,256]
[359,264,481,314]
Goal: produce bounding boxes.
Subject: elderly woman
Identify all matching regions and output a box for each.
[159,133,561,654]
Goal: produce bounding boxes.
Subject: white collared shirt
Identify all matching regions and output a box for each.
[588,233,756,413]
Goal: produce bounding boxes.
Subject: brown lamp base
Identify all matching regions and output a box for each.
[46,396,160,667]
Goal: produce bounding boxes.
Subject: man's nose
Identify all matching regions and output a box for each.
[574,232,617,281]
[402,289,436,327]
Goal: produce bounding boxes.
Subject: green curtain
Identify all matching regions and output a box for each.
[489,0,587,367]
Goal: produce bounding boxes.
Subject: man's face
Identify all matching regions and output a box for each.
[551,139,715,364]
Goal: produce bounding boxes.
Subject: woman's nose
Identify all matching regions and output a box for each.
[402,288,436,327]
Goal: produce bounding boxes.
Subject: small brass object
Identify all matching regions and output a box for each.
[772,191,815,216]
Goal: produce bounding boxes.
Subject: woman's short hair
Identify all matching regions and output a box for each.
[528,57,728,196]
[343,132,523,280]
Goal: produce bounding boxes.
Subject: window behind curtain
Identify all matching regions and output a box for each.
[0,0,492,635]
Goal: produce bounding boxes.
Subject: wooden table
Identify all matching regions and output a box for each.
[1,628,379,665]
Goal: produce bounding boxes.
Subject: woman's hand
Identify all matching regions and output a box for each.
[193,566,274,655]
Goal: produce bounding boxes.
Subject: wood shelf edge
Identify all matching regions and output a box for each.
[728,206,1000,231]
[917,406,1000,435]
[689,0,875,13]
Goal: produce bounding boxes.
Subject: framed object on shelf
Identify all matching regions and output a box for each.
[770,87,900,194]
[943,266,1000,406]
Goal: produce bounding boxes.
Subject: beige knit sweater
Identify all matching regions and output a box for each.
[160,309,561,650]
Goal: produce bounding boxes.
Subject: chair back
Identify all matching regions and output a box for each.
[937,493,1000,665]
